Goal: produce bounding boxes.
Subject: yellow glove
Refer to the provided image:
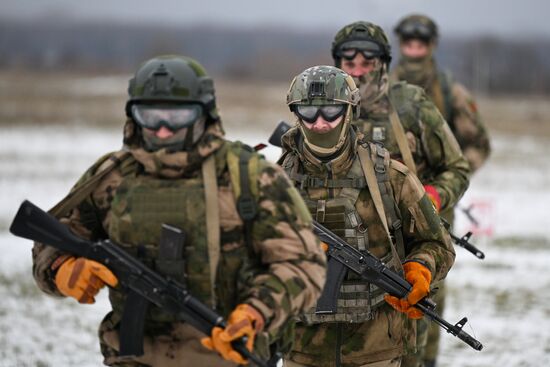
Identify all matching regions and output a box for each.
[385,261,432,319]
[54,256,118,304]
[201,304,264,365]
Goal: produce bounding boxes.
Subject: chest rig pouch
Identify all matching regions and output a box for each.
[290,145,405,324]
[107,171,214,324]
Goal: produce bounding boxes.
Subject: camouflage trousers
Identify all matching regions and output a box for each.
[98,312,237,367]
[284,357,402,367]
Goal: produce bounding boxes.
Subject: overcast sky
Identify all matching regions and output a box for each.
[2,0,549,38]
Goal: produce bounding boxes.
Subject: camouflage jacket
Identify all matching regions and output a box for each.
[279,127,455,366]
[353,81,471,213]
[32,133,326,363]
[391,66,491,173]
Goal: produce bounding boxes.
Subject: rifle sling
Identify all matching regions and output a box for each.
[48,151,131,217]
[388,102,417,175]
[202,155,220,309]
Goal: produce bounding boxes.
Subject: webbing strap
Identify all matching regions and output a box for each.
[357,145,392,243]
[438,71,455,126]
[49,151,131,217]
[236,150,258,251]
[431,77,448,122]
[202,155,220,309]
[289,172,366,189]
[388,102,417,175]
[372,148,406,260]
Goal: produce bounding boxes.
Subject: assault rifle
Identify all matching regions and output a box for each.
[312,220,483,351]
[10,200,274,367]
[268,120,485,260]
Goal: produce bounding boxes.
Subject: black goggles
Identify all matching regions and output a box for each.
[131,104,202,131]
[335,40,383,61]
[294,105,346,123]
[397,23,434,41]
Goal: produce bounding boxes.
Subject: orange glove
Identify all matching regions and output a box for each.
[423,185,441,213]
[385,261,432,319]
[54,256,118,304]
[201,304,264,365]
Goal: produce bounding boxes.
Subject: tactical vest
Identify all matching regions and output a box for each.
[353,83,427,167]
[51,142,261,323]
[285,144,405,324]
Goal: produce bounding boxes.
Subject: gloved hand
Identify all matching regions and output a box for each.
[385,261,432,319]
[423,185,441,213]
[54,256,118,304]
[201,304,264,365]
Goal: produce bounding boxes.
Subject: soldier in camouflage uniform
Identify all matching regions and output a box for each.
[391,15,492,367]
[278,65,455,367]
[31,55,327,367]
[331,21,470,217]
[330,22,471,367]
[392,14,491,174]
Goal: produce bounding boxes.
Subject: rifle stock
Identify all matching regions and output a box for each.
[10,200,273,367]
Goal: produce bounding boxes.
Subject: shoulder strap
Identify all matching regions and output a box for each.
[357,144,392,241]
[49,150,132,218]
[202,155,220,309]
[388,100,417,175]
[438,71,455,127]
[357,144,406,260]
[227,144,259,249]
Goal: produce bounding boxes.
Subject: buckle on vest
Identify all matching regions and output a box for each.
[237,195,257,221]
[375,163,386,173]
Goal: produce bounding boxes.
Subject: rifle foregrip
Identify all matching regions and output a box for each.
[455,329,483,351]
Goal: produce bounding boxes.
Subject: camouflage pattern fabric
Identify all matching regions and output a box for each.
[280,126,455,367]
[286,65,360,107]
[32,121,326,366]
[392,55,490,367]
[352,81,471,213]
[391,60,491,173]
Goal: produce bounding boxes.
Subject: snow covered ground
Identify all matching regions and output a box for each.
[1,124,549,366]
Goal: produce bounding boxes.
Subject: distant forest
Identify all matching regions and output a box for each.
[1,19,549,95]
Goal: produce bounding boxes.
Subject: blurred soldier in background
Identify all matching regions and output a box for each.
[330,21,471,367]
[331,21,470,217]
[31,55,326,366]
[392,15,492,367]
[279,65,455,367]
[392,14,491,174]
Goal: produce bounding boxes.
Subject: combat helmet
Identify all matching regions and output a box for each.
[286,65,360,157]
[124,55,220,151]
[394,14,438,43]
[332,21,392,67]
[125,55,219,121]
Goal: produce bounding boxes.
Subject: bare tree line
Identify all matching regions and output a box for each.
[1,19,549,95]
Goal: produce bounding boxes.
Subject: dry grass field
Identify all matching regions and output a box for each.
[2,71,550,138]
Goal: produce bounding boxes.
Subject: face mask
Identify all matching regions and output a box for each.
[298,105,351,157]
[397,55,436,89]
[352,59,389,110]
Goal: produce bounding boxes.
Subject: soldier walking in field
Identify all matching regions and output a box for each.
[31,55,327,366]
[391,15,492,367]
[279,65,456,367]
